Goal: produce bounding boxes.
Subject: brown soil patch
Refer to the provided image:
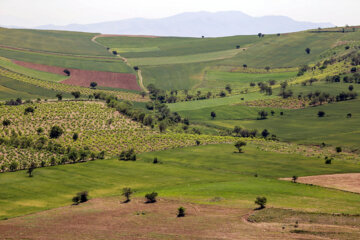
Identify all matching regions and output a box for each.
[13,60,141,91]
[0,197,322,240]
[280,173,360,193]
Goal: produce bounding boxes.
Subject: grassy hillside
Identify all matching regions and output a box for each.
[1,143,360,219]
[0,28,109,56]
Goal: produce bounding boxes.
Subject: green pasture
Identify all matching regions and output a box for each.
[1,144,360,220]
[0,47,133,73]
[0,28,109,56]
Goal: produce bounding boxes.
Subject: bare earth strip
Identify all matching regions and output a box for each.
[0,197,326,240]
[280,173,360,194]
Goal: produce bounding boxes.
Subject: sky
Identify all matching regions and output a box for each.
[0,0,359,27]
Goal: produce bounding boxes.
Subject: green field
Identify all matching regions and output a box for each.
[0,47,133,73]
[0,28,109,56]
[1,143,360,219]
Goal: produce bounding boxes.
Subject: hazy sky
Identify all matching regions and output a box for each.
[1,0,359,27]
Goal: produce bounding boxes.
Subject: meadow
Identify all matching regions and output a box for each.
[1,143,360,220]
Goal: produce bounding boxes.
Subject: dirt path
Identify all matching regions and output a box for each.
[92,35,147,92]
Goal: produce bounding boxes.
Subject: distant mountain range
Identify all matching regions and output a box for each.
[34,11,334,37]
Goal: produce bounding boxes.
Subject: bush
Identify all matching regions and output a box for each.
[255,196,267,209]
[90,82,97,88]
[145,192,158,203]
[72,133,78,141]
[153,157,158,164]
[317,111,325,117]
[24,106,34,115]
[49,126,63,139]
[336,146,342,153]
[177,206,186,217]
[119,148,136,161]
[122,187,134,203]
[2,119,11,127]
[72,191,88,205]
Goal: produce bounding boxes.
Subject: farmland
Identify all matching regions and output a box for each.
[1,24,360,239]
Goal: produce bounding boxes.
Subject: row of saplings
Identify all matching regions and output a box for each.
[71,188,267,218]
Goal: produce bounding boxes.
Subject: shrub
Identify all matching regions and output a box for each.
[63,69,70,76]
[24,106,34,115]
[318,111,325,117]
[153,157,158,164]
[71,91,81,99]
[122,187,134,203]
[255,196,267,209]
[72,191,88,205]
[49,126,64,139]
[234,141,246,153]
[336,146,342,153]
[72,133,78,141]
[2,119,11,127]
[177,206,186,217]
[210,111,216,119]
[119,148,136,161]
[56,93,63,101]
[145,192,158,203]
[90,82,98,88]
[292,176,298,183]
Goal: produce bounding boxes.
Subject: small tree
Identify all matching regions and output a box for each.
[49,126,64,139]
[24,106,34,115]
[145,192,158,203]
[292,176,298,183]
[225,84,232,94]
[72,191,88,205]
[153,157,158,164]
[305,48,311,54]
[318,111,325,117]
[261,129,270,138]
[243,64,248,69]
[177,206,186,217]
[71,91,81,99]
[2,119,11,127]
[336,146,342,153]
[349,85,354,91]
[255,196,267,209]
[90,82,98,89]
[258,110,268,119]
[63,69,70,76]
[56,93,63,101]
[122,187,134,203]
[27,162,36,177]
[73,133,79,141]
[265,66,271,72]
[210,111,216,120]
[159,121,167,133]
[236,45,240,49]
[234,141,246,153]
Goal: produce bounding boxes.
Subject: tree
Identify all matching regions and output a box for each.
[56,93,63,101]
[318,111,325,117]
[145,192,158,203]
[255,196,267,209]
[122,187,134,203]
[305,48,311,54]
[270,110,275,116]
[225,84,232,94]
[23,106,34,115]
[234,141,246,153]
[292,176,298,183]
[233,126,242,136]
[347,113,352,118]
[265,66,271,72]
[349,85,354,91]
[9,161,19,171]
[133,66,139,71]
[90,82,97,89]
[261,129,270,138]
[243,64,248,69]
[258,110,268,119]
[336,146,342,153]
[112,50,117,55]
[72,191,88,205]
[153,157,158,164]
[258,33,262,38]
[27,162,36,177]
[2,119,11,127]
[210,111,216,120]
[236,45,240,49]
[177,206,186,217]
[73,133,79,141]
[49,126,64,139]
[119,149,136,161]
[63,69,70,76]
[159,121,167,133]
[71,91,81,99]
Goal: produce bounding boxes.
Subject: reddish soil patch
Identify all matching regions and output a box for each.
[13,60,141,91]
[0,197,317,240]
[280,173,360,193]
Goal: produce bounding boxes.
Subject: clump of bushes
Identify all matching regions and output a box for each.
[119,149,136,161]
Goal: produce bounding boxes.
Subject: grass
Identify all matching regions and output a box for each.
[200,70,297,90]
[0,75,68,100]
[128,49,242,66]
[168,91,275,112]
[0,57,67,82]
[0,28,109,56]
[1,143,360,219]
[0,47,133,73]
